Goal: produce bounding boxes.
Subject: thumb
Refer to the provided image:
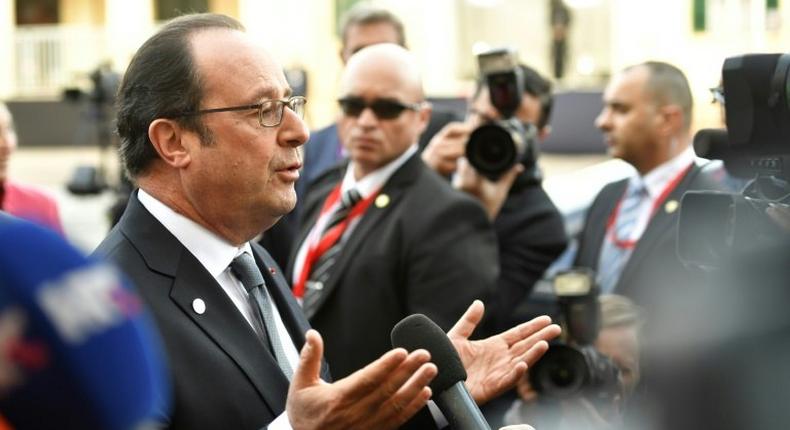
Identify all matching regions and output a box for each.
[291,329,324,390]
[448,300,485,339]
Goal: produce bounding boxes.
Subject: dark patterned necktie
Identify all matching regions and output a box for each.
[303,188,362,317]
[230,253,293,380]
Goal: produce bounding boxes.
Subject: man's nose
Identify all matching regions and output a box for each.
[279,108,309,148]
[356,107,379,126]
[595,109,610,130]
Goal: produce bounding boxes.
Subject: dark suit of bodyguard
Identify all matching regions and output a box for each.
[289,44,498,380]
[293,152,498,379]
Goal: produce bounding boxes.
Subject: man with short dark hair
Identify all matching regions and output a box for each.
[575,61,724,313]
[98,13,560,430]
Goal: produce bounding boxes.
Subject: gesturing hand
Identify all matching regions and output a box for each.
[447,300,561,405]
[286,330,437,430]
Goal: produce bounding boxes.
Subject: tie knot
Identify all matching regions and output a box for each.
[340,188,362,209]
[626,182,648,200]
[230,253,264,293]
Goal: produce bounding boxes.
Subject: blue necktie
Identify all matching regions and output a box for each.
[597,183,648,294]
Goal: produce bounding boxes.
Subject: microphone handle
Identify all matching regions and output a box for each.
[435,382,492,430]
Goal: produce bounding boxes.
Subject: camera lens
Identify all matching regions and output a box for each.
[466,123,519,180]
[529,344,588,398]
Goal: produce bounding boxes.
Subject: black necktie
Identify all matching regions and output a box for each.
[303,188,362,318]
[230,253,293,380]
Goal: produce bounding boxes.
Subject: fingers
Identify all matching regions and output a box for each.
[385,363,436,424]
[291,329,325,390]
[497,163,525,186]
[447,300,485,339]
[500,315,554,346]
[521,339,550,368]
[374,349,433,401]
[423,122,471,176]
[338,347,412,399]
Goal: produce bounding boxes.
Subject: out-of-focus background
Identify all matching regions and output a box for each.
[2,0,788,251]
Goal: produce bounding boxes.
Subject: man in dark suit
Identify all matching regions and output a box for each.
[574,61,725,317]
[97,13,560,430]
[268,6,456,271]
[422,65,568,334]
[291,43,516,381]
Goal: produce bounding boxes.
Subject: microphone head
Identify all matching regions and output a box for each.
[0,217,170,429]
[391,314,466,393]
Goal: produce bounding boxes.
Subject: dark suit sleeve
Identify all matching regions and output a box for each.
[486,187,568,332]
[405,195,499,332]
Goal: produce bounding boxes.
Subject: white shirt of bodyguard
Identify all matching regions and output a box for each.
[137,189,298,429]
[291,144,418,287]
[617,144,700,242]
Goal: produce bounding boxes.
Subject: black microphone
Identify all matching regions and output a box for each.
[391,314,491,430]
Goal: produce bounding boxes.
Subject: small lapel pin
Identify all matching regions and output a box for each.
[375,194,390,208]
[665,200,679,214]
[269,267,276,275]
[192,298,206,315]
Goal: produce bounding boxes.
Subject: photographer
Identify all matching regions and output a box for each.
[504,293,644,429]
[422,63,568,334]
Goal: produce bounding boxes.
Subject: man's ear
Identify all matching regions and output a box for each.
[148,118,191,169]
[416,102,433,137]
[657,104,684,136]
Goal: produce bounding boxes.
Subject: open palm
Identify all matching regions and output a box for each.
[447,300,561,405]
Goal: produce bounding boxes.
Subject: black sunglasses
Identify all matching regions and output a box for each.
[337,97,422,120]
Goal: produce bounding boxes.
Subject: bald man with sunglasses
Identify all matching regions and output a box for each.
[288,45,500,401]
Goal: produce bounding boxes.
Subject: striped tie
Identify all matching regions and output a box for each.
[597,183,648,294]
[230,253,293,380]
[303,188,362,317]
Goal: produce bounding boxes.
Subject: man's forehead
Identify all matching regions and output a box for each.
[190,28,289,99]
[345,22,399,48]
[604,69,647,104]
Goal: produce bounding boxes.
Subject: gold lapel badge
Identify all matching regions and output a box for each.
[665,199,679,214]
[375,194,390,208]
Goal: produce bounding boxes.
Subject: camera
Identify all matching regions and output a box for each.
[466,48,539,181]
[529,269,621,403]
[678,53,790,268]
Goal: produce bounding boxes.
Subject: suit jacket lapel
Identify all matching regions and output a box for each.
[617,165,701,290]
[122,192,289,415]
[304,154,422,320]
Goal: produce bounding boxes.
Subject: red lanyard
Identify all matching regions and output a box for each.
[605,163,693,249]
[293,184,379,298]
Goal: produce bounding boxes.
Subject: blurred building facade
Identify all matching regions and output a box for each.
[1,0,790,133]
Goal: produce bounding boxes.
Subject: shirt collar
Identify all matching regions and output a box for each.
[633,145,696,198]
[137,189,252,278]
[341,144,418,198]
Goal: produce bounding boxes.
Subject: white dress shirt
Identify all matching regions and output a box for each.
[292,144,418,286]
[620,145,699,242]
